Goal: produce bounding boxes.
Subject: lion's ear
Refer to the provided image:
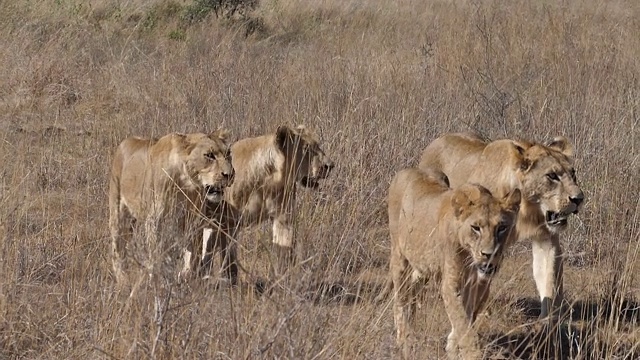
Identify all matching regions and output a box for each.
[513,144,532,172]
[276,125,293,150]
[211,128,230,142]
[178,133,197,150]
[503,188,521,213]
[451,190,470,218]
[546,136,574,157]
[513,143,526,156]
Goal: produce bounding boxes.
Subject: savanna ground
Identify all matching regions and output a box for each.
[0,0,639,358]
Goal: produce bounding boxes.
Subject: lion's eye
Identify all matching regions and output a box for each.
[496,225,508,236]
[570,169,576,182]
[471,225,481,234]
[204,152,216,161]
[546,173,559,181]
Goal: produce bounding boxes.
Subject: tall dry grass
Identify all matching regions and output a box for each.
[0,0,638,358]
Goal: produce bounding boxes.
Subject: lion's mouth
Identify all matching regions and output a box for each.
[205,185,224,200]
[300,176,320,189]
[476,263,497,278]
[546,211,569,227]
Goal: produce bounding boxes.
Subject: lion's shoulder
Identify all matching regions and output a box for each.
[229,124,331,187]
[231,133,279,163]
[229,133,282,182]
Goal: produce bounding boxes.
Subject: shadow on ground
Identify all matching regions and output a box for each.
[486,322,638,360]
[302,280,386,305]
[487,296,640,359]
[241,276,384,306]
[244,276,386,305]
[512,296,640,324]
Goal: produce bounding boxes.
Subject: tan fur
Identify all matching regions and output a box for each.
[202,125,334,278]
[386,168,520,359]
[419,132,585,320]
[109,130,234,284]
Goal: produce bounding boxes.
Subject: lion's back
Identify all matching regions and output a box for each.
[388,168,450,260]
[229,135,276,179]
[418,133,487,187]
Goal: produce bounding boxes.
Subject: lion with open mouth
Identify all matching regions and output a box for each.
[108,130,234,284]
[384,167,520,359]
[419,132,585,321]
[201,125,334,281]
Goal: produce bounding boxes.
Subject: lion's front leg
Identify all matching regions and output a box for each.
[219,230,238,286]
[442,259,482,360]
[266,189,297,278]
[272,216,294,277]
[109,202,131,285]
[470,280,492,324]
[200,227,215,278]
[144,199,174,288]
[180,247,194,282]
[391,254,413,359]
[144,211,162,273]
[177,212,200,282]
[144,210,166,324]
[201,226,239,285]
[532,234,564,321]
[462,274,492,324]
[143,202,176,351]
[200,202,240,284]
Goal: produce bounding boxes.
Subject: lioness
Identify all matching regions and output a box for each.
[109,130,234,284]
[418,133,584,322]
[201,125,334,279]
[387,168,520,359]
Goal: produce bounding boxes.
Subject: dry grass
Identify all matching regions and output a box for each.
[1,0,639,358]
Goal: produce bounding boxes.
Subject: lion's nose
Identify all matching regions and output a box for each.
[570,191,584,207]
[480,250,495,260]
[222,169,234,185]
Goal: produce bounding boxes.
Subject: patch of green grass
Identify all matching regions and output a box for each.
[142,1,184,31]
[168,29,186,41]
[182,0,259,25]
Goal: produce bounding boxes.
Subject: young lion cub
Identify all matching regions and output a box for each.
[386,168,520,360]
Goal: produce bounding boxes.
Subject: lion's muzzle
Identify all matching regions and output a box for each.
[569,191,584,213]
[222,168,234,186]
[300,160,334,189]
[205,185,225,202]
[476,248,501,279]
[546,190,584,229]
[546,211,568,227]
[476,262,497,278]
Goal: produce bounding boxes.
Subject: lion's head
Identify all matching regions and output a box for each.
[275,125,334,189]
[514,137,584,233]
[450,185,521,280]
[183,129,234,202]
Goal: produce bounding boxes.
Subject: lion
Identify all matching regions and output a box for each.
[418,133,584,322]
[201,125,334,279]
[108,130,234,285]
[386,167,521,359]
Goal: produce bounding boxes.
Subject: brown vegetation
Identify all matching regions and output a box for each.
[0,0,638,358]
